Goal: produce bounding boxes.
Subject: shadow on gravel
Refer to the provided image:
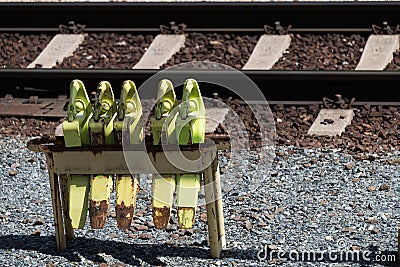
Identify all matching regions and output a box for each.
[0,235,398,266]
[0,235,258,265]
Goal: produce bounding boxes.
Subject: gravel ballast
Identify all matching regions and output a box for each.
[0,33,52,68]
[0,136,399,266]
[385,51,400,70]
[1,32,395,70]
[54,33,154,69]
[271,34,366,70]
[162,33,259,69]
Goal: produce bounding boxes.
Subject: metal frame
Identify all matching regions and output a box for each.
[28,136,228,258]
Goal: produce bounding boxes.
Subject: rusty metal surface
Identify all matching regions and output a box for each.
[89,199,109,229]
[59,174,74,240]
[45,153,67,251]
[27,135,229,175]
[152,206,170,229]
[116,175,139,230]
[90,130,104,146]
[0,95,67,117]
[114,130,123,145]
[116,202,134,230]
[50,150,218,174]
[27,134,230,153]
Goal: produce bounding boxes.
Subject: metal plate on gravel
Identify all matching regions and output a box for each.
[307,109,354,136]
[0,95,67,117]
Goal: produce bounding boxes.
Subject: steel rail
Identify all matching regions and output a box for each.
[0,27,373,34]
[1,69,399,102]
[0,2,400,32]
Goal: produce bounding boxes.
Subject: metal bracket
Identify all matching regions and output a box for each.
[372,22,400,35]
[59,21,86,34]
[322,94,355,109]
[160,21,186,34]
[264,21,291,35]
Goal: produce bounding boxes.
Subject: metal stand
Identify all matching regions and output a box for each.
[28,136,228,258]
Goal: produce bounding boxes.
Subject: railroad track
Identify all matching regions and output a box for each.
[1,2,400,116]
[1,4,400,266]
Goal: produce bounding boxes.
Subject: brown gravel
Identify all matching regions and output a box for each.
[216,100,400,157]
[0,117,61,137]
[0,33,52,68]
[385,50,400,70]
[54,33,154,69]
[272,34,366,70]
[162,33,259,69]
[271,104,400,154]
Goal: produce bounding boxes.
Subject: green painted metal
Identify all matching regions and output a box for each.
[114,80,143,144]
[150,79,178,145]
[176,174,201,229]
[62,78,207,230]
[67,175,90,229]
[62,79,92,147]
[62,79,93,229]
[175,79,205,228]
[176,78,206,145]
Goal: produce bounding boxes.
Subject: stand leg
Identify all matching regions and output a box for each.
[204,158,225,258]
[46,154,66,251]
[212,158,226,249]
[60,174,74,240]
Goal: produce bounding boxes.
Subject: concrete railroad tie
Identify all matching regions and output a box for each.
[132,34,185,69]
[356,35,399,70]
[242,35,291,70]
[27,34,86,68]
